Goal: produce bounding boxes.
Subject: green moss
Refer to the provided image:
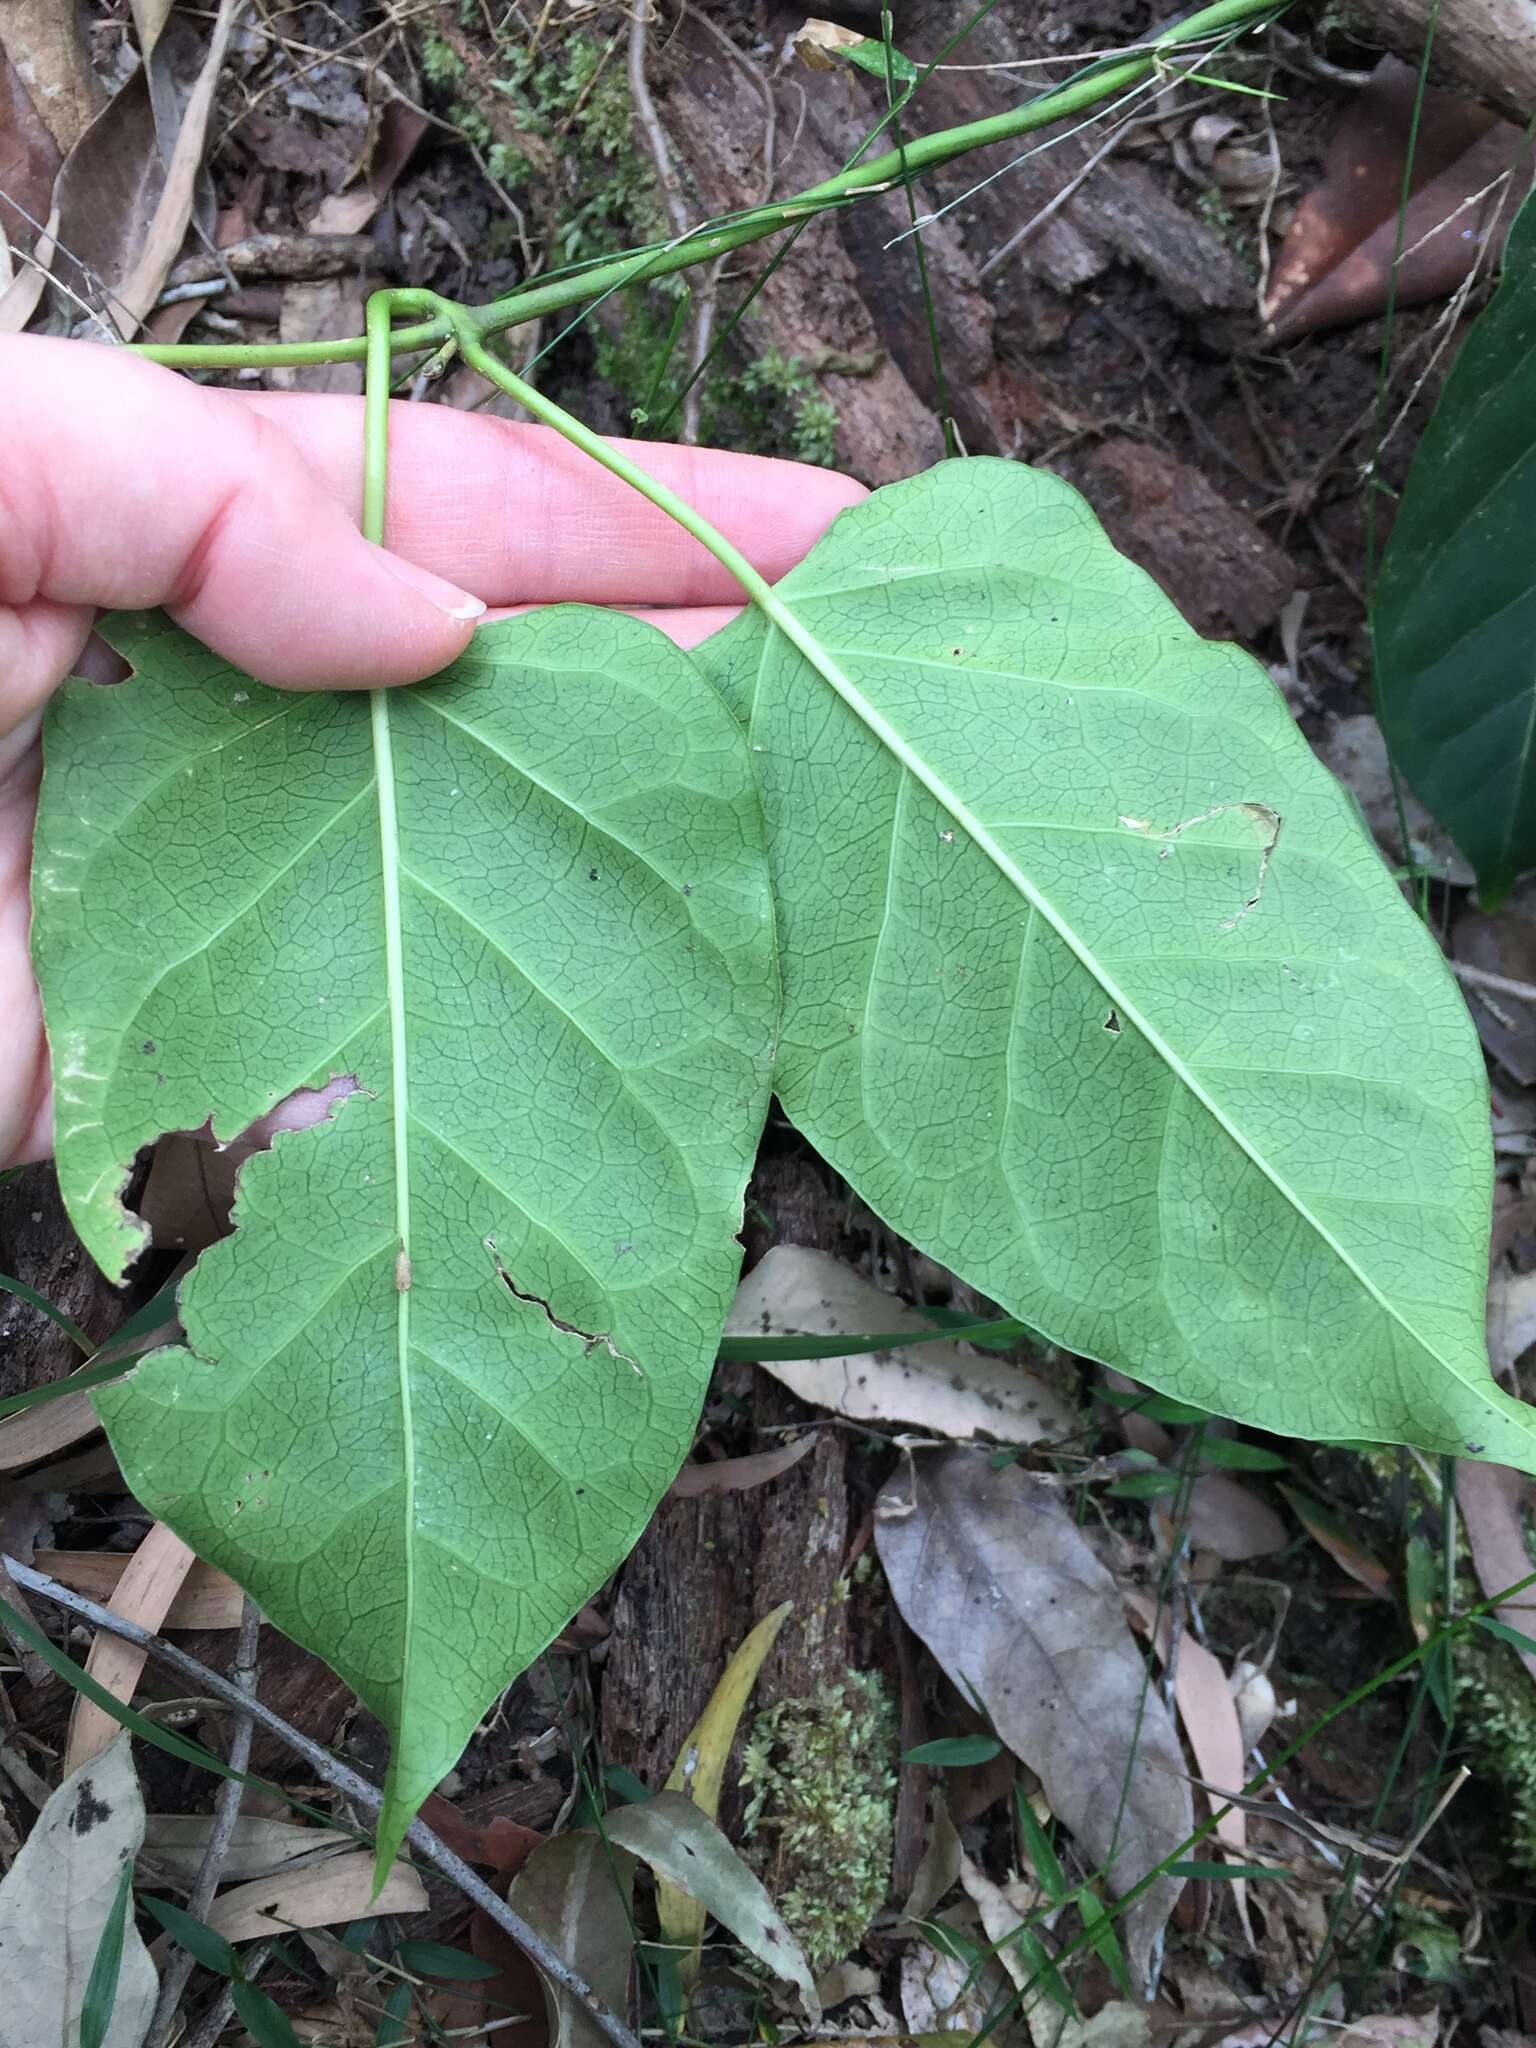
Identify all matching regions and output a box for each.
[740,1669,898,1974]
[704,348,842,469]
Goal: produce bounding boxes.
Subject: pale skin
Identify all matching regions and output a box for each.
[0,335,865,1168]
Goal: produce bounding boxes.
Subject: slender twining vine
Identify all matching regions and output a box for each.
[26,0,1535,1960]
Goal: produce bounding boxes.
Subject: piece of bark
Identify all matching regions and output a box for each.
[599,1378,849,1830]
[1352,0,1536,127]
[1058,437,1298,640]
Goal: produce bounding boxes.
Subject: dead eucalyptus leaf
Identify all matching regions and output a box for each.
[667,1437,815,1497]
[875,1450,1191,1990]
[205,1848,426,1941]
[66,1522,197,1774]
[130,0,180,61]
[0,1735,157,2048]
[505,1833,636,2048]
[0,0,105,153]
[142,1814,352,1885]
[44,64,160,328]
[1161,1474,1286,1561]
[727,1247,1075,1443]
[1455,1459,1536,1683]
[1489,1265,1536,1377]
[1265,57,1529,341]
[0,43,61,252]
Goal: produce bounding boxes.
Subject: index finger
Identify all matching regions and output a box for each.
[230,391,867,610]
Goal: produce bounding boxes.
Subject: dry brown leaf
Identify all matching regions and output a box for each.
[875,1449,1191,1989]
[308,99,427,236]
[35,1548,244,1629]
[668,1437,815,1497]
[268,275,367,395]
[1456,1459,1536,1682]
[65,1521,197,1772]
[0,1386,99,1470]
[0,0,105,153]
[727,1247,1076,1443]
[113,0,243,335]
[1161,1474,1287,1562]
[957,1850,1046,1995]
[205,1848,426,1941]
[1280,1485,1392,1598]
[899,1797,963,1924]
[0,43,61,257]
[1125,1593,1252,1945]
[42,64,160,328]
[1265,57,1529,341]
[1455,882,1536,1087]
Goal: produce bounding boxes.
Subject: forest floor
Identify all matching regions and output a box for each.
[2,2,1536,2044]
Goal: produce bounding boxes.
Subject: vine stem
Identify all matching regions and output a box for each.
[133,0,1281,373]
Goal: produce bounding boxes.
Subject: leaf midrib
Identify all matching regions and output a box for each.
[753,607,1493,1408]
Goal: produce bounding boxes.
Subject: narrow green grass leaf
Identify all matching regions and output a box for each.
[78,1863,134,2048]
[231,1980,305,2048]
[717,1312,1026,1361]
[1167,1860,1288,1880]
[1375,185,1536,905]
[33,607,776,1860]
[142,1897,239,1978]
[1474,1613,1536,1658]
[698,459,1534,1469]
[1196,1438,1288,1472]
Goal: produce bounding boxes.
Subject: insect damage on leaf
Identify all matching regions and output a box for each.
[487,1242,642,1374]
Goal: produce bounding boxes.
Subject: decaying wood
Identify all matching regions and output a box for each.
[1351,0,1536,126]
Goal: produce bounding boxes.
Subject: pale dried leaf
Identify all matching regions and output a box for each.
[143,1815,352,1885]
[1125,1592,1251,1943]
[667,1437,815,1497]
[0,0,105,152]
[114,0,243,334]
[0,1735,157,2048]
[1489,1267,1536,1376]
[1339,2015,1440,2048]
[602,1791,820,2017]
[129,0,180,60]
[728,1248,1075,1443]
[1029,2003,1154,2048]
[875,1450,1191,1989]
[268,275,366,393]
[507,1832,636,2048]
[899,1939,1004,2035]
[1455,1459,1536,1683]
[957,1851,1045,1994]
[36,1549,244,1629]
[0,1386,99,1470]
[66,1522,197,1773]
[1229,1660,1281,1751]
[900,1797,964,1924]
[205,1849,426,1942]
[1166,1474,1287,1562]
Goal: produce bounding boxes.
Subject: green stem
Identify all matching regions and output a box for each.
[134,0,1280,374]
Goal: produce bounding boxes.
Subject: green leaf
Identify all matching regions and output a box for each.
[1475,1613,1536,1658]
[1167,1860,1288,1880]
[1106,1471,1181,1500]
[143,1896,240,1979]
[1196,1437,1288,1472]
[698,458,1534,1468]
[33,606,776,1862]
[394,1939,500,1982]
[1097,1387,1211,1426]
[1375,185,1536,905]
[902,1733,1002,1766]
[232,1979,305,2048]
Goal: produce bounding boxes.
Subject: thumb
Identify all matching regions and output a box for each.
[0,337,484,690]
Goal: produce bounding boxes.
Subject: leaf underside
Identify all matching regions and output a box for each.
[699,457,1531,1468]
[34,607,776,1854]
[1374,183,1536,906]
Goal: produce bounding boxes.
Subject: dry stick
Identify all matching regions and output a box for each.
[1451,959,1536,1007]
[145,1597,262,2048]
[626,1,717,443]
[4,1557,643,2048]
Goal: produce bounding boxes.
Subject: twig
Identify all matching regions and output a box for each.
[146,1598,262,2048]
[627,1,715,441]
[1451,959,1536,1006]
[5,1557,643,2048]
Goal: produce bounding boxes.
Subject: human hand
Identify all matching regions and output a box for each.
[0,335,864,1168]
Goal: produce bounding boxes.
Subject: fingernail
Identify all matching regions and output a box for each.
[375,547,487,623]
